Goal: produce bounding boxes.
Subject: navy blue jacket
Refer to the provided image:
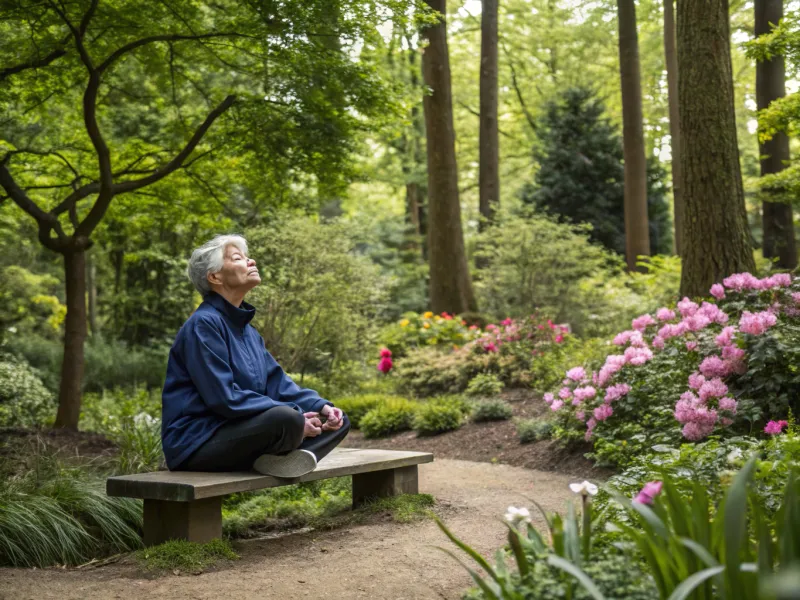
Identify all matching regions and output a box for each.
[161,292,331,470]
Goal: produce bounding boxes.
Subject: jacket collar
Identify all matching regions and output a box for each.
[205,292,256,329]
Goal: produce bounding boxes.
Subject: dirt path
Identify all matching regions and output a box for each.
[0,459,583,600]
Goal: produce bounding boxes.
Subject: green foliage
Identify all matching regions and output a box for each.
[471,399,514,423]
[359,398,418,438]
[530,337,613,394]
[466,373,505,397]
[0,266,65,342]
[380,311,478,358]
[0,450,142,567]
[329,394,401,428]
[521,86,672,256]
[516,419,554,443]
[222,478,351,537]
[362,493,435,523]
[0,357,56,428]
[111,416,164,475]
[394,347,473,396]
[246,216,387,375]
[473,208,680,338]
[137,539,238,573]
[412,399,465,436]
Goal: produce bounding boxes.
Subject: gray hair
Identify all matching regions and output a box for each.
[186,234,249,295]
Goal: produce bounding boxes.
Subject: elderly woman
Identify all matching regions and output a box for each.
[161,234,349,477]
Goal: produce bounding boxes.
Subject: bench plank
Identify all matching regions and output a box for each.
[107,448,433,502]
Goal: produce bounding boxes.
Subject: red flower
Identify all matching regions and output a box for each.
[377,357,393,374]
[379,347,392,358]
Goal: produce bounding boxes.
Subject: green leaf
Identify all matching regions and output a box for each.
[547,554,607,600]
[504,524,530,579]
[666,567,726,600]
[436,547,503,600]
[434,518,501,585]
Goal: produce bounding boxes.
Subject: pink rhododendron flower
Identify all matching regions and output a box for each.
[698,378,728,402]
[566,366,586,382]
[501,318,513,326]
[765,273,792,288]
[683,313,712,332]
[550,399,564,411]
[792,292,800,304]
[677,297,699,317]
[543,393,554,405]
[652,336,665,350]
[656,308,676,321]
[686,341,698,352]
[573,386,597,402]
[377,357,393,374]
[723,272,762,291]
[634,481,663,505]
[559,387,572,400]
[683,421,715,441]
[486,324,497,331]
[710,284,725,299]
[721,345,745,362]
[764,420,789,435]
[483,342,499,353]
[699,355,729,378]
[698,302,729,325]
[739,310,778,335]
[688,372,706,390]
[716,327,736,347]
[632,314,657,331]
[718,397,737,414]
[380,347,392,358]
[624,346,654,366]
[575,411,586,422]
[585,418,597,441]
[593,404,613,421]
[604,383,631,403]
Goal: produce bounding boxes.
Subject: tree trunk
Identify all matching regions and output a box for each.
[479,0,499,230]
[617,0,651,271]
[54,249,87,430]
[422,0,477,314]
[756,0,797,269]
[677,0,755,297]
[87,253,98,336]
[664,0,684,255]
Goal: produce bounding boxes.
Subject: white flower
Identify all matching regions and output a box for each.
[504,506,531,525]
[7,326,17,334]
[726,448,744,465]
[134,412,158,428]
[569,481,598,496]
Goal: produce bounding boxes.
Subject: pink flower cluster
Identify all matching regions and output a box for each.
[764,420,788,435]
[544,272,798,443]
[476,316,567,354]
[377,348,393,374]
[634,481,663,505]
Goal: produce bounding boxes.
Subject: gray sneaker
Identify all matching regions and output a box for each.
[252,449,318,478]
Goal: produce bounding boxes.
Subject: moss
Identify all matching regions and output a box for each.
[136,539,238,573]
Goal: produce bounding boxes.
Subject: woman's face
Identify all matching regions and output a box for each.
[208,244,261,294]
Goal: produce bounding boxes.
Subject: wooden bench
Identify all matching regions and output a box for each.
[107,448,433,546]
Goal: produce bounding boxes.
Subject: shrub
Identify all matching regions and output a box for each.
[80,387,161,434]
[246,216,387,375]
[111,415,165,475]
[466,373,504,397]
[545,273,800,467]
[516,419,554,443]
[379,311,479,358]
[359,399,418,438]
[330,394,409,429]
[137,539,238,573]
[0,357,55,428]
[0,265,65,343]
[412,399,464,436]
[471,399,513,422]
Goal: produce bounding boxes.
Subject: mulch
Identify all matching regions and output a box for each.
[342,388,613,479]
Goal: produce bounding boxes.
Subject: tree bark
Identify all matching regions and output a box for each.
[756,0,797,269]
[617,0,651,271]
[479,0,499,230]
[663,0,684,255]
[87,253,98,336]
[422,0,477,314]
[677,0,755,297]
[54,249,87,430]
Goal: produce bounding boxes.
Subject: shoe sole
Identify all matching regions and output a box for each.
[252,449,318,478]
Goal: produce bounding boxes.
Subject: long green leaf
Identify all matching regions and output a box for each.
[436,547,504,600]
[504,524,530,579]
[667,567,726,600]
[547,554,607,600]
[722,455,758,599]
[434,518,501,584]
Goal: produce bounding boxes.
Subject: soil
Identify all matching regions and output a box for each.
[0,427,118,474]
[343,389,612,479]
[0,458,588,600]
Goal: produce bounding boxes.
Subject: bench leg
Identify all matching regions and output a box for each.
[143,497,222,546]
[352,465,419,508]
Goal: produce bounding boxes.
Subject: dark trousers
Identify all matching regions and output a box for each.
[182,405,351,472]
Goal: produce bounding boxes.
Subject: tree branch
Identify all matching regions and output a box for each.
[501,40,537,134]
[0,46,67,82]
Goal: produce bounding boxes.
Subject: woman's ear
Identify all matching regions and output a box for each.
[207,271,222,287]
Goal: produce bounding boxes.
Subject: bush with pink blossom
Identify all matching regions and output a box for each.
[545,272,800,467]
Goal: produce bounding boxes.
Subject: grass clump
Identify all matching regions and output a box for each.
[471,399,513,422]
[465,373,504,397]
[222,478,351,537]
[412,399,464,436]
[137,538,238,573]
[516,419,554,443]
[362,493,435,523]
[359,399,418,438]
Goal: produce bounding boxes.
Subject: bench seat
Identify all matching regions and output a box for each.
[107,448,433,546]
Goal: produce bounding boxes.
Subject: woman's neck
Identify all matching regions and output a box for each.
[212,287,246,309]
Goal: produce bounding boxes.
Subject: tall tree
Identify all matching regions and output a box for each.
[677,0,755,297]
[663,0,684,255]
[616,0,650,271]
[479,0,499,229]
[755,0,797,269]
[421,0,477,314]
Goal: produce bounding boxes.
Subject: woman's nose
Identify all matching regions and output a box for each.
[247,258,256,267]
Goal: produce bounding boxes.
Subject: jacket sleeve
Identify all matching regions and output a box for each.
[266,350,332,414]
[184,318,302,419]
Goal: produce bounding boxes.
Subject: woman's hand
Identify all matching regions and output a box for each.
[303,412,322,438]
[320,405,344,431]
